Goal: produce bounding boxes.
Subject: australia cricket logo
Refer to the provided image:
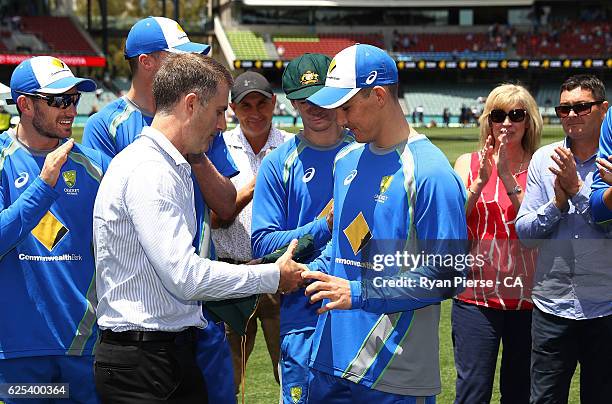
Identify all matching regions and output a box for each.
[62,170,76,188]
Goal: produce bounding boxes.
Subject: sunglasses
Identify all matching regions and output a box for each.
[16,91,81,109]
[489,109,527,124]
[554,100,604,118]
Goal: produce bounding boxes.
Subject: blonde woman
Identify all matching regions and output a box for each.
[452,84,542,404]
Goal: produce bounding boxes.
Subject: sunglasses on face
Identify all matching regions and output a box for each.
[489,109,527,124]
[554,100,604,118]
[16,91,81,109]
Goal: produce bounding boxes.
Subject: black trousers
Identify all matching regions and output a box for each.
[94,332,208,404]
[530,307,612,404]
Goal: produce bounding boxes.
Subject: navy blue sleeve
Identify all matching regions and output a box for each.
[1,176,60,257]
[251,153,331,259]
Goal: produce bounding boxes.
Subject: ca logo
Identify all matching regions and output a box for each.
[365,70,378,85]
[343,169,357,186]
[15,172,29,188]
[302,167,315,183]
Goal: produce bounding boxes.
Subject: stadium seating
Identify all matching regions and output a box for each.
[516,21,611,58]
[393,32,508,61]
[19,16,98,55]
[403,83,494,116]
[226,31,269,60]
[273,33,384,59]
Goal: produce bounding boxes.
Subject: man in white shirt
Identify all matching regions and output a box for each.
[211,71,292,392]
[93,53,303,403]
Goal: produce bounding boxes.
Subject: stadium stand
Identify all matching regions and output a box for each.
[226,30,269,60]
[403,83,493,117]
[19,16,98,55]
[516,21,611,58]
[273,33,384,59]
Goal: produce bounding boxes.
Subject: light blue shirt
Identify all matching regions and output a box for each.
[515,138,612,319]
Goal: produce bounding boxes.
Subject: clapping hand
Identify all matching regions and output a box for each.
[476,135,495,187]
[549,147,581,197]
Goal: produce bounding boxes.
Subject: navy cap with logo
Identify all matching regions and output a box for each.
[282,53,331,100]
[231,71,273,104]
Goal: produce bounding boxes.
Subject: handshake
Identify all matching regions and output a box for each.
[276,239,309,294]
[249,239,309,294]
[248,236,352,313]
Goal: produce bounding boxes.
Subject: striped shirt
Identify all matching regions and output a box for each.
[94,126,280,332]
[212,125,292,262]
[456,152,537,310]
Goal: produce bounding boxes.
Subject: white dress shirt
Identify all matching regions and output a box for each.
[94,126,280,332]
[212,125,291,262]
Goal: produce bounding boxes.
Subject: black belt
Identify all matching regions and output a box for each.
[218,257,249,265]
[100,327,197,344]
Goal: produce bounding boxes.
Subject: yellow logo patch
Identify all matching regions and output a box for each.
[62,170,76,188]
[343,212,372,255]
[51,58,66,70]
[328,59,336,74]
[300,70,320,85]
[31,211,69,252]
[290,386,302,403]
[176,23,185,33]
[379,175,394,195]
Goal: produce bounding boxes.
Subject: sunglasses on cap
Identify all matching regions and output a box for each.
[16,91,81,109]
[554,100,604,118]
[489,109,527,124]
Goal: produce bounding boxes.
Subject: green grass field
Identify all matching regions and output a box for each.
[72,124,580,403]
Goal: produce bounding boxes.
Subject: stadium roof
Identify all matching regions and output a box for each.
[240,0,535,7]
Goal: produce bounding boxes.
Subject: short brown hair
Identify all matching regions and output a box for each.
[560,74,606,101]
[153,53,233,114]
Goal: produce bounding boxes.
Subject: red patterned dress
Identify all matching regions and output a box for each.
[456,152,537,310]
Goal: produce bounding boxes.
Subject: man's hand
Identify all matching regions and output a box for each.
[550,147,581,197]
[302,270,352,314]
[596,156,612,185]
[276,239,307,294]
[39,139,74,187]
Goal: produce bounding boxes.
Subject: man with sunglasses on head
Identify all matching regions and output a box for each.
[516,74,612,404]
[82,16,240,403]
[0,56,109,403]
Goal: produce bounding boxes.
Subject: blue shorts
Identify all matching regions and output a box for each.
[308,368,436,404]
[195,319,235,404]
[280,330,315,404]
[0,355,98,404]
